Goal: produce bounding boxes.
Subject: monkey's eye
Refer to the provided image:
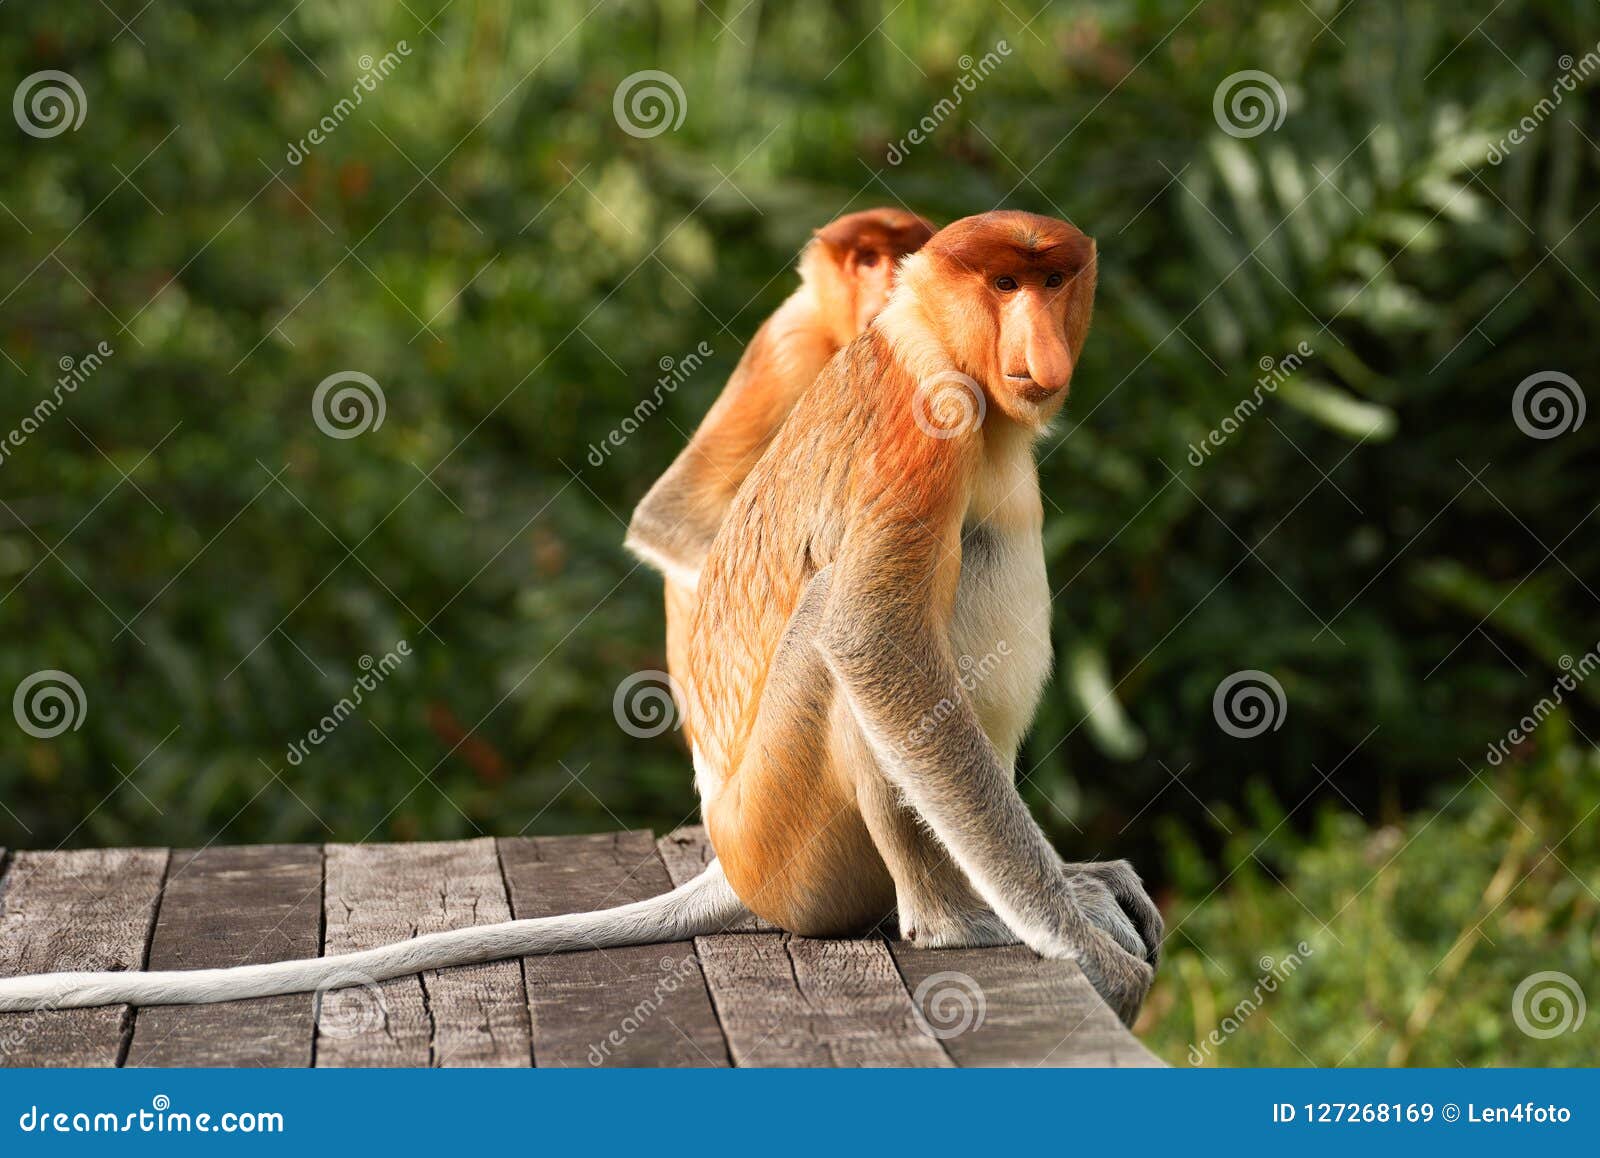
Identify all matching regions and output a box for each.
[1045,272,1064,288]
[857,250,880,267]
[995,276,1018,292]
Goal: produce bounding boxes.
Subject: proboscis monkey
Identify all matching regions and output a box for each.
[685,209,1158,1020]
[627,207,935,743]
[0,211,1160,1024]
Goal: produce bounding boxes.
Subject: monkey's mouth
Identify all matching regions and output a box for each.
[1007,374,1065,404]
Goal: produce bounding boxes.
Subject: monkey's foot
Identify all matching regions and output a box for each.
[897,903,1018,950]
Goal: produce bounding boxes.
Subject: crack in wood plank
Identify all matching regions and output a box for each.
[317,838,529,1068]
[0,848,168,1067]
[126,845,323,1068]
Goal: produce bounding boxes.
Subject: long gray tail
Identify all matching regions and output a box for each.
[0,860,745,1013]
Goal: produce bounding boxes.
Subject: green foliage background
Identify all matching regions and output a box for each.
[1,0,1596,1065]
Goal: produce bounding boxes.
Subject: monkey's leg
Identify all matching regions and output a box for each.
[841,708,1014,948]
[703,568,895,937]
[819,596,1153,1022]
[847,712,1151,957]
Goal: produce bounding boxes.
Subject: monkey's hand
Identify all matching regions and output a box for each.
[1063,860,1163,967]
[1064,870,1145,964]
[1066,925,1155,1027]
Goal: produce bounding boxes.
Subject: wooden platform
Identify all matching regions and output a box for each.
[0,828,1160,1068]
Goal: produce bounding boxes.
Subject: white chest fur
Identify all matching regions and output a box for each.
[951,437,1054,768]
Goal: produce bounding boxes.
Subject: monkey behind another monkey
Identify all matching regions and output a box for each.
[626,207,935,743]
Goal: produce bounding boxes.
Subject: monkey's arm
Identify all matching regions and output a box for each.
[626,319,834,587]
[817,513,1152,1020]
[624,448,728,590]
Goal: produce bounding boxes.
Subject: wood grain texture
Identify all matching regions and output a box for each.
[887,942,1164,1067]
[498,830,728,1068]
[318,838,530,1068]
[126,845,323,1068]
[659,827,950,1067]
[0,848,168,1067]
[0,833,1165,1067]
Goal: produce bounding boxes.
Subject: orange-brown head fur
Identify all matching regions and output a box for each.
[890,210,1096,428]
[686,207,934,498]
[801,208,937,346]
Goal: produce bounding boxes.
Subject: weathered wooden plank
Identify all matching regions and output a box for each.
[658,827,950,1067]
[498,830,728,1068]
[887,942,1164,1067]
[0,848,168,1067]
[318,839,530,1068]
[126,845,323,1068]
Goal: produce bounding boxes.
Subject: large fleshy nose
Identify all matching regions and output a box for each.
[1024,318,1073,395]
